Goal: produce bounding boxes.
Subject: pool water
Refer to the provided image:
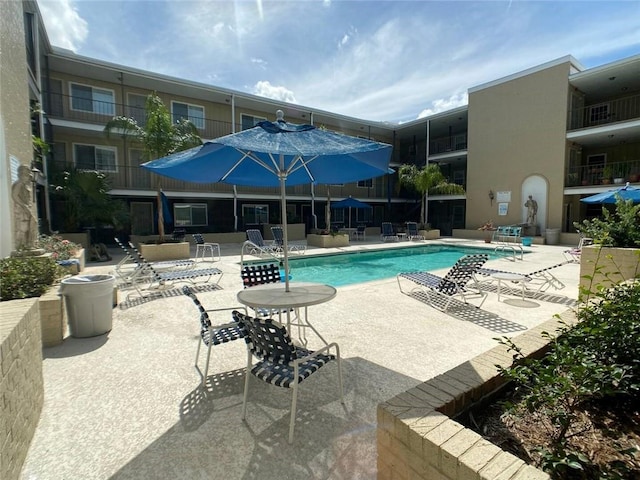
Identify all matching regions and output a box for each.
[285,245,499,287]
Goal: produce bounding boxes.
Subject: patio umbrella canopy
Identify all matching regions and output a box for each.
[331,196,372,228]
[142,110,393,290]
[580,182,640,204]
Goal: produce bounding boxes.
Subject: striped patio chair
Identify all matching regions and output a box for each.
[397,254,489,311]
[182,286,246,387]
[232,309,344,444]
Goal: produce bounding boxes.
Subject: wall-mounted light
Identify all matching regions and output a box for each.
[489,190,495,205]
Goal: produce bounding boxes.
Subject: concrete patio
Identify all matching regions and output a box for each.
[19,238,581,480]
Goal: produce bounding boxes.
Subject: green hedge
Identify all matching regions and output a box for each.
[0,257,62,301]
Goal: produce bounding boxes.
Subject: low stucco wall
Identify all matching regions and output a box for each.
[579,245,640,297]
[377,311,579,480]
[138,242,190,262]
[306,234,349,248]
[0,298,44,480]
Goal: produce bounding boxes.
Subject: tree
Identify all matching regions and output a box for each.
[50,168,129,233]
[104,92,202,239]
[398,163,465,225]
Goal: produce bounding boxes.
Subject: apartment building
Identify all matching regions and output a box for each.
[2,1,639,256]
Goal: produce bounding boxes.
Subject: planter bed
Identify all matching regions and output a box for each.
[306,233,349,248]
[138,242,190,262]
[377,310,579,480]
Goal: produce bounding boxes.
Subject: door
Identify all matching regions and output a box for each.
[130,201,153,235]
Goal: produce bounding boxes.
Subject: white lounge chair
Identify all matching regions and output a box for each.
[397,254,489,311]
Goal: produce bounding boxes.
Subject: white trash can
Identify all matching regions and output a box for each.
[59,274,115,338]
[545,228,560,245]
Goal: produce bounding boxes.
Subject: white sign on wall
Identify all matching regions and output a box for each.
[496,191,511,203]
[498,203,509,216]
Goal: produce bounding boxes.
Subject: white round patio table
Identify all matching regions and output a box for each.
[491,271,537,307]
[237,282,337,345]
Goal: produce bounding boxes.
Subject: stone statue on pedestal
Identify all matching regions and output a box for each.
[12,165,41,254]
[524,195,538,227]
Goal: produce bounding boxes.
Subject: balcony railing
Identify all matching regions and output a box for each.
[48,161,391,199]
[568,93,640,130]
[565,159,640,187]
[429,133,467,155]
[45,91,235,139]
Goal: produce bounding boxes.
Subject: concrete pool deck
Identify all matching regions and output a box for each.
[19,238,582,479]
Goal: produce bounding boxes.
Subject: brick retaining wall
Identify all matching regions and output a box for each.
[0,298,44,480]
[377,310,579,480]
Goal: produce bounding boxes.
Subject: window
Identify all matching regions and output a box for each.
[242,204,269,224]
[241,114,266,131]
[357,179,373,188]
[174,204,208,227]
[70,83,115,115]
[172,101,204,129]
[73,144,117,172]
[127,93,147,126]
[356,208,372,224]
[589,103,610,125]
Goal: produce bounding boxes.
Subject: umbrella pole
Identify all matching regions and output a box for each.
[279,170,290,292]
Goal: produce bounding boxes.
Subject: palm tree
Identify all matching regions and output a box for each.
[398,163,465,225]
[104,92,202,239]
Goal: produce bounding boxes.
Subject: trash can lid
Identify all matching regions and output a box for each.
[61,274,115,284]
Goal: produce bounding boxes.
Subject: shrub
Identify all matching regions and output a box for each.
[0,257,63,301]
[573,197,640,247]
[497,280,640,478]
[36,234,81,260]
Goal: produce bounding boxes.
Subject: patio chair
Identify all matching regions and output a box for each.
[397,254,489,311]
[114,238,194,286]
[232,310,344,444]
[406,222,424,241]
[563,237,593,263]
[182,286,247,387]
[354,224,366,241]
[381,222,399,242]
[475,259,572,294]
[171,228,186,242]
[245,229,279,257]
[126,243,223,296]
[270,226,306,254]
[240,263,290,317]
[193,233,221,262]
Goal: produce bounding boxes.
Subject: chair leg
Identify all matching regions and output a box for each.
[335,347,345,404]
[203,343,212,387]
[289,373,299,444]
[242,351,252,421]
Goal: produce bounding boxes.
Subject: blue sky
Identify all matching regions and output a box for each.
[37,0,640,123]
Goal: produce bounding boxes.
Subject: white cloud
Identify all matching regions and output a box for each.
[37,0,87,51]
[417,93,469,119]
[34,0,640,123]
[253,81,297,103]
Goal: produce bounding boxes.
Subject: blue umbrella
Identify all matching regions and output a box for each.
[580,182,640,204]
[331,196,372,228]
[141,110,392,290]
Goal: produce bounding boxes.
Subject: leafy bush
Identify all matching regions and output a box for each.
[35,234,80,260]
[573,197,640,247]
[0,257,63,301]
[497,280,640,478]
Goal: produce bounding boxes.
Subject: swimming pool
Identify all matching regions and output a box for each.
[283,245,499,287]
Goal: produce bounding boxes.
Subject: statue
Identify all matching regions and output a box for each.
[524,195,538,226]
[12,165,39,251]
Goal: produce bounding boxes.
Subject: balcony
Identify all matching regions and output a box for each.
[429,133,467,155]
[565,159,640,187]
[45,92,235,139]
[48,161,393,199]
[568,93,640,131]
